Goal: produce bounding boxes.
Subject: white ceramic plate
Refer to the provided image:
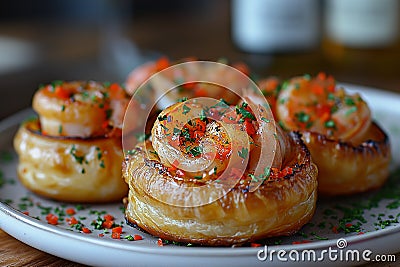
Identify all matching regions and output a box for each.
[1,84,400,266]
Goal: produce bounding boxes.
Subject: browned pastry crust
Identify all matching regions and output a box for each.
[123,132,318,246]
[301,122,391,196]
[14,119,128,203]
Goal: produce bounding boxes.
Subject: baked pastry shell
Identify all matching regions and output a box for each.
[301,122,391,196]
[123,131,318,246]
[13,119,128,203]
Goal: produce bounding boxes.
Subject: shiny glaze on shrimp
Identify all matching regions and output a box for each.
[151,100,247,180]
[276,73,372,145]
[33,81,129,137]
[150,93,285,191]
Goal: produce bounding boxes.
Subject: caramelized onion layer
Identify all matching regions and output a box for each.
[14,119,128,202]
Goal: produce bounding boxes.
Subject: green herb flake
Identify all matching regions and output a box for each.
[324,120,336,129]
[70,145,85,164]
[344,97,356,106]
[261,117,270,123]
[189,146,203,157]
[238,147,249,159]
[105,109,113,120]
[345,106,358,116]
[177,97,188,103]
[100,160,105,168]
[182,105,191,115]
[173,128,181,135]
[199,109,207,121]
[311,232,329,240]
[295,111,310,123]
[124,235,134,241]
[135,133,151,142]
[236,103,256,121]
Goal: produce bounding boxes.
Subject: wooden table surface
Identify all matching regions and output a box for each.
[0,230,84,266]
[1,1,400,266]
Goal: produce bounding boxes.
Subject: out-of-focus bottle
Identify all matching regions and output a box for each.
[323,0,400,72]
[231,0,320,54]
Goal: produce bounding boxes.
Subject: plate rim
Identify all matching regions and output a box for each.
[1,84,400,259]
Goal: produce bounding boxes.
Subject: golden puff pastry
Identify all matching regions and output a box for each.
[14,81,130,202]
[273,73,391,196]
[14,119,128,203]
[123,97,318,246]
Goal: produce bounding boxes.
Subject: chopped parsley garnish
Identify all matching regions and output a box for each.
[213,99,230,108]
[173,128,181,135]
[199,109,207,121]
[344,97,356,106]
[345,106,358,116]
[188,146,203,157]
[182,105,191,115]
[236,103,255,120]
[105,109,113,120]
[295,111,310,123]
[238,147,249,159]
[135,133,151,142]
[177,97,188,102]
[70,145,85,164]
[261,117,270,123]
[324,120,336,128]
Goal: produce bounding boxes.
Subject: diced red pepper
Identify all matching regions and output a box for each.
[194,130,205,139]
[109,83,124,98]
[82,227,92,234]
[317,72,326,81]
[46,213,58,225]
[102,220,114,229]
[65,208,76,216]
[54,86,70,99]
[112,226,123,234]
[104,214,114,221]
[311,83,324,95]
[134,235,143,241]
[156,57,170,71]
[244,120,256,136]
[111,232,121,239]
[292,240,312,245]
[67,216,78,226]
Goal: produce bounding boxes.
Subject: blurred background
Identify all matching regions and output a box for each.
[1,0,400,120]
